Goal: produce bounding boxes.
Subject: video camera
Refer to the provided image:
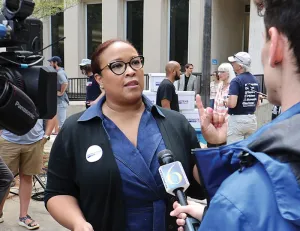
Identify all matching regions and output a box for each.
[0,0,57,136]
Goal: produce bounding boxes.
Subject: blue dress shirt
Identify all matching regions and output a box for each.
[95,95,169,231]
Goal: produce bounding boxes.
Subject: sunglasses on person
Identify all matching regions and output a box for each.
[100,55,145,75]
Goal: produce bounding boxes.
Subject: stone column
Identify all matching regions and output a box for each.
[249,0,265,75]
[102,0,125,41]
[42,17,51,66]
[188,0,205,72]
[64,2,86,78]
[143,0,169,73]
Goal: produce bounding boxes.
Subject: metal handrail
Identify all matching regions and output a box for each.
[67,73,265,101]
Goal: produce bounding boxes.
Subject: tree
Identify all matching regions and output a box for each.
[32,0,80,19]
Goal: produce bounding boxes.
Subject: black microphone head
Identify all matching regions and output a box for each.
[157,149,175,165]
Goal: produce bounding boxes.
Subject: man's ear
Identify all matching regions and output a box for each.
[268,27,284,68]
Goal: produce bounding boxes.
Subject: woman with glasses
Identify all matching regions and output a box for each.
[214,63,236,116]
[207,63,235,147]
[45,39,205,231]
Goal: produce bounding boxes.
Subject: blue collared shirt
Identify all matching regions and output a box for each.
[79,95,169,231]
[1,119,44,144]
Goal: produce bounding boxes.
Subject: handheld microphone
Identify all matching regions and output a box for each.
[158,149,200,231]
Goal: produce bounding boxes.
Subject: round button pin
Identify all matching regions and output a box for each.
[86,145,103,163]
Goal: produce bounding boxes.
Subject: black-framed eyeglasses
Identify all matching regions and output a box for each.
[100,55,144,75]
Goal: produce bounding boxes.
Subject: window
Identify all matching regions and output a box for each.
[169,0,189,70]
[87,3,102,59]
[51,12,64,66]
[126,0,144,54]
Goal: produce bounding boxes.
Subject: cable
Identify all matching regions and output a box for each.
[0,55,44,68]
[32,36,66,56]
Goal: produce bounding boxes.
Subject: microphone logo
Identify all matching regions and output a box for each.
[167,163,183,185]
[159,161,190,196]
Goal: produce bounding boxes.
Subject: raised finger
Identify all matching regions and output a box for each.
[196,95,205,116]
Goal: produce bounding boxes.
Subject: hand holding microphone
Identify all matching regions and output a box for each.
[158,150,201,231]
[171,201,206,231]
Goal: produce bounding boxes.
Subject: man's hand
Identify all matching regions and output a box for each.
[170,201,205,231]
[73,222,94,231]
[196,94,227,144]
[57,91,62,96]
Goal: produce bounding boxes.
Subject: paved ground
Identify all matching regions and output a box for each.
[0,135,68,231]
[1,197,67,231]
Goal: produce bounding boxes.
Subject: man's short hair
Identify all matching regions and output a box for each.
[185,63,193,69]
[257,0,300,72]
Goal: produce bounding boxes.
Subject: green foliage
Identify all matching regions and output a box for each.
[32,0,80,19]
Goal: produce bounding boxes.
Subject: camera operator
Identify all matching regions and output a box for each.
[170,0,300,230]
[0,120,54,229]
[79,59,105,109]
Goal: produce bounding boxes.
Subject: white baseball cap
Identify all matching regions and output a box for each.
[79,59,91,66]
[228,52,251,67]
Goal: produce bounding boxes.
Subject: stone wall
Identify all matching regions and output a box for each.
[255,100,273,128]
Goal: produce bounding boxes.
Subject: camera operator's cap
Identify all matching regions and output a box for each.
[228,52,251,67]
[79,59,91,66]
[48,56,62,63]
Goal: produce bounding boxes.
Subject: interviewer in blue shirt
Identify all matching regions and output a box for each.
[170,0,300,230]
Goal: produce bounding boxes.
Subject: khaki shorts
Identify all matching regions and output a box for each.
[0,137,43,175]
[227,114,257,144]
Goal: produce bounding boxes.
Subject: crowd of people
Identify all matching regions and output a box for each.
[155,51,261,147]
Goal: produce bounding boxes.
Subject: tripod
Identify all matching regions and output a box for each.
[10,168,47,201]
